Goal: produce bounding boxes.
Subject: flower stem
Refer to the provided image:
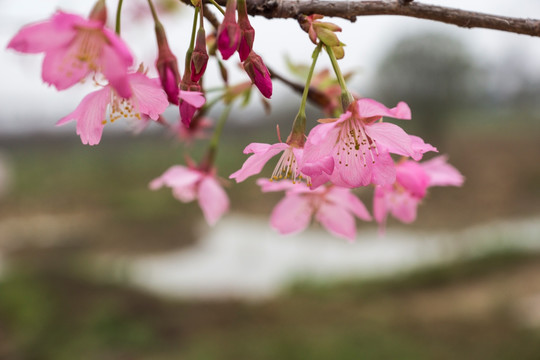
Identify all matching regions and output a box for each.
[288,43,322,145]
[185,7,199,70]
[325,44,354,111]
[204,104,232,167]
[208,0,225,15]
[147,0,159,23]
[115,0,124,34]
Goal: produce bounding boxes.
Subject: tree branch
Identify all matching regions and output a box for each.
[200,0,540,37]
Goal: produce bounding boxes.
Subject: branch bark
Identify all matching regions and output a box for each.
[202,0,540,37]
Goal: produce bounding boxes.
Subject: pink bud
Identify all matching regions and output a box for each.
[243,51,272,98]
[237,0,254,62]
[190,28,209,82]
[155,23,181,105]
[217,0,240,60]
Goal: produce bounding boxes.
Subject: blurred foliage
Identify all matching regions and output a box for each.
[0,250,539,359]
[374,33,479,144]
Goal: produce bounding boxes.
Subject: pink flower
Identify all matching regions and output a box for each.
[179,89,206,127]
[150,165,229,226]
[373,156,464,232]
[230,142,312,183]
[217,0,240,60]
[258,179,371,241]
[7,10,133,98]
[301,98,436,188]
[57,72,169,145]
[243,51,272,99]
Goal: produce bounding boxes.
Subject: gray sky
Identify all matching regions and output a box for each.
[1,0,540,133]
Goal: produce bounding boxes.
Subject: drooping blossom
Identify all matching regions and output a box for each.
[243,51,272,99]
[257,179,371,241]
[217,0,240,60]
[57,71,169,145]
[150,164,229,226]
[7,7,133,98]
[301,98,436,188]
[373,156,464,233]
[230,142,302,183]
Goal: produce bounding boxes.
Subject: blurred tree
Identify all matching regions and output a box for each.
[374,33,478,145]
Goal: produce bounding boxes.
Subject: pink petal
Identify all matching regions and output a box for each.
[369,151,397,186]
[421,156,464,187]
[100,43,132,99]
[149,165,202,191]
[41,46,90,90]
[373,186,389,224]
[57,87,110,145]
[356,98,411,120]
[230,142,288,182]
[390,192,420,224]
[102,27,134,67]
[365,122,419,159]
[7,18,75,53]
[270,194,313,235]
[373,186,389,235]
[396,160,430,198]
[179,90,206,108]
[256,178,297,193]
[326,187,372,221]
[128,73,169,120]
[411,135,437,157]
[198,176,230,226]
[315,203,357,241]
[301,123,339,187]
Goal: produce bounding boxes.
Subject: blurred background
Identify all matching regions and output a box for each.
[1,0,540,359]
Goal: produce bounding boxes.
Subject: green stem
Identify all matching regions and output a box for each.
[203,104,232,167]
[299,43,322,117]
[208,0,225,15]
[325,44,354,110]
[115,0,124,34]
[288,43,322,143]
[209,105,232,150]
[185,7,199,70]
[204,94,226,111]
[147,0,159,23]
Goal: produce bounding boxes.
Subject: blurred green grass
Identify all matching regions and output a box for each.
[0,250,539,359]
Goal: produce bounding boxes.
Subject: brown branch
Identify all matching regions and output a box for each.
[199,0,540,37]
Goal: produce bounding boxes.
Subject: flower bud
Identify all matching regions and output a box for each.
[190,28,209,82]
[155,23,181,105]
[237,0,254,62]
[217,0,240,60]
[243,51,272,99]
[89,0,107,24]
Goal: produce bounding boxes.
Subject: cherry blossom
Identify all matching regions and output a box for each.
[150,164,229,226]
[57,72,168,145]
[301,98,436,188]
[258,179,371,241]
[373,156,464,233]
[7,10,133,98]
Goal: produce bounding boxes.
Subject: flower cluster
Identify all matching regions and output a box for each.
[8,3,463,239]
